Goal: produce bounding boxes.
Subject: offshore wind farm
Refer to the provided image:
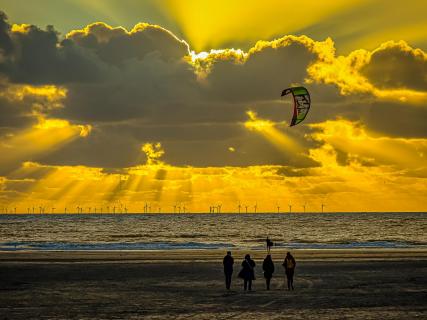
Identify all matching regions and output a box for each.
[1,202,332,214]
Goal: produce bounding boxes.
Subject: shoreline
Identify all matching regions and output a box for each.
[1,248,427,263]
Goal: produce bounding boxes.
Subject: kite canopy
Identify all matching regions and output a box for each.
[281,86,311,126]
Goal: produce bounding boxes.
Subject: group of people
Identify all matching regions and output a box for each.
[222,250,296,291]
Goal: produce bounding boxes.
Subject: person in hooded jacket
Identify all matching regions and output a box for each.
[238,254,256,291]
[262,254,275,290]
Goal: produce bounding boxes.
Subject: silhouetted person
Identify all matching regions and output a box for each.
[283,252,296,290]
[262,254,275,290]
[238,254,256,291]
[223,251,234,290]
[266,237,274,253]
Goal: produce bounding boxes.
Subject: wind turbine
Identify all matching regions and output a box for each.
[277,205,280,213]
[238,202,241,214]
[254,203,257,214]
[321,203,326,213]
[65,207,67,214]
[288,204,292,213]
[303,204,306,213]
[173,204,177,214]
[52,207,55,214]
[113,206,116,214]
[245,205,248,214]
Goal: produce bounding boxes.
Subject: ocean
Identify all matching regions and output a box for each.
[1,212,426,251]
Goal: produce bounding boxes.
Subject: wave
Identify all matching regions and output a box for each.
[1,239,426,251]
[0,241,235,251]
[263,240,427,249]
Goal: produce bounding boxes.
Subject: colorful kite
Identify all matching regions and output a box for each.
[281,87,311,126]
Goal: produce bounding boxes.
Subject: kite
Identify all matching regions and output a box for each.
[281,86,311,126]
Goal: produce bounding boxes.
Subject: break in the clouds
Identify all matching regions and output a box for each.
[0,11,426,211]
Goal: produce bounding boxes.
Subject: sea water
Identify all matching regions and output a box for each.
[0,212,426,251]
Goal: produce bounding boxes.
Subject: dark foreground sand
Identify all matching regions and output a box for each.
[0,250,426,319]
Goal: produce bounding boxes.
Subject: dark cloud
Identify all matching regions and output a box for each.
[362,101,427,138]
[0,95,35,129]
[0,12,13,56]
[361,42,427,91]
[67,22,190,64]
[205,41,316,103]
[2,25,110,84]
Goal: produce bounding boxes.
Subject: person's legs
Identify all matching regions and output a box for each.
[286,272,291,290]
[266,277,271,290]
[244,279,248,291]
[226,273,232,289]
[248,279,252,291]
[290,270,294,290]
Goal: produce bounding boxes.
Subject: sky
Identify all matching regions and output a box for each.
[0,1,426,213]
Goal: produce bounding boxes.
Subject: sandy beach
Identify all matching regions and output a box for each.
[0,249,426,319]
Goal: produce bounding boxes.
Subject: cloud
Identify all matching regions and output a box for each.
[360,41,427,91]
[0,11,426,175]
[308,118,427,169]
[0,79,67,131]
[66,22,190,64]
[0,17,106,84]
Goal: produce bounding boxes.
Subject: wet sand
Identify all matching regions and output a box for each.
[1,250,426,319]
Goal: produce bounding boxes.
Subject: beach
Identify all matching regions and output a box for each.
[1,249,426,319]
